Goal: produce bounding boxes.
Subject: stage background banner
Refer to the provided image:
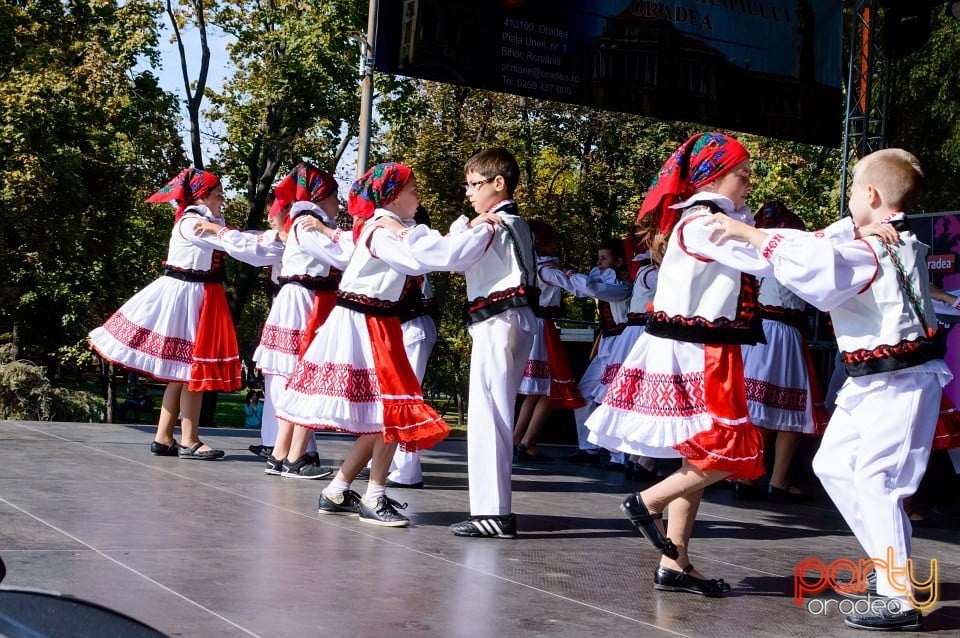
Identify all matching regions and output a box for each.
[913,211,960,407]
[375,0,844,146]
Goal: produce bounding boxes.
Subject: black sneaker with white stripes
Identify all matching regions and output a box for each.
[281,454,334,479]
[264,455,284,476]
[449,513,517,538]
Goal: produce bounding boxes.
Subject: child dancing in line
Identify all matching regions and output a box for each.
[737,201,829,501]
[513,219,586,462]
[251,162,352,479]
[90,168,283,460]
[586,132,769,596]
[710,148,948,630]
[563,239,633,468]
[275,163,499,527]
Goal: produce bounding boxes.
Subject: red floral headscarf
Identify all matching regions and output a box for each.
[146,168,221,220]
[348,163,414,241]
[348,162,413,220]
[636,132,749,235]
[270,162,338,232]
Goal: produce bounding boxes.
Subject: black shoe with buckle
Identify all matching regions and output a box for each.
[844,599,922,631]
[449,514,517,538]
[357,495,410,527]
[620,493,679,559]
[150,440,180,456]
[249,444,273,458]
[654,563,731,597]
[264,455,284,476]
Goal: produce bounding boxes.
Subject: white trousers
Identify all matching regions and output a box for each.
[466,309,535,515]
[813,369,943,600]
[263,374,316,453]
[388,316,437,484]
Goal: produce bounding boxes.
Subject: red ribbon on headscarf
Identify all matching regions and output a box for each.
[636,132,749,235]
[146,168,221,221]
[269,162,338,232]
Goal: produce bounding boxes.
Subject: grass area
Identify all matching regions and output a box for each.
[213,392,247,429]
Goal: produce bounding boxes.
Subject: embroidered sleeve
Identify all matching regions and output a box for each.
[764,233,879,312]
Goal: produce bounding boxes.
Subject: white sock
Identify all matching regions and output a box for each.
[325,477,350,496]
[364,482,386,503]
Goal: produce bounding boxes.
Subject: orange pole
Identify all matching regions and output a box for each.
[859,7,871,115]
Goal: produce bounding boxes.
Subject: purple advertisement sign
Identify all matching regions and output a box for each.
[914,212,960,407]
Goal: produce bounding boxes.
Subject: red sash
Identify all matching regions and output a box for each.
[799,335,830,435]
[542,319,586,409]
[365,315,450,451]
[188,283,241,392]
[933,393,960,452]
[298,290,337,359]
[674,343,765,480]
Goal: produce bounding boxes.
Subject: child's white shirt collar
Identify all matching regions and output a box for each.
[372,208,415,227]
[670,192,753,225]
[183,204,225,225]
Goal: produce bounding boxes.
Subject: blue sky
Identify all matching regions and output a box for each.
[145,22,359,199]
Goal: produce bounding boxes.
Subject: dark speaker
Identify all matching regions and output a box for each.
[0,587,167,638]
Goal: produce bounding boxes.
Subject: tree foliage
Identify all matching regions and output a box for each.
[0,0,185,375]
[6,2,960,412]
[888,11,960,211]
[196,0,366,362]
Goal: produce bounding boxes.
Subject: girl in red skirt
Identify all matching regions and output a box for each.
[586,133,769,596]
[90,168,283,459]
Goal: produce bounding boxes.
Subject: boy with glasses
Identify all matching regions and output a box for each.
[449,147,539,538]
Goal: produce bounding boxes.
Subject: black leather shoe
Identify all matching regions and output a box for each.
[248,444,273,458]
[766,484,812,503]
[150,440,180,456]
[844,601,921,631]
[385,479,424,489]
[515,444,552,463]
[654,564,731,597]
[620,494,679,559]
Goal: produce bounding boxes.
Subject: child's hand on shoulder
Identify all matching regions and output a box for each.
[374,217,405,235]
[706,213,757,244]
[469,212,502,228]
[930,283,958,306]
[299,216,325,232]
[193,220,221,237]
[855,221,899,244]
[300,217,339,238]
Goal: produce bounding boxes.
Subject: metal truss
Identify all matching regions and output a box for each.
[840,0,891,218]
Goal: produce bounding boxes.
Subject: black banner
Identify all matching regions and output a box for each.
[375,0,844,147]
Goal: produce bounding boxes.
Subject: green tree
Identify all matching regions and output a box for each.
[0,0,185,377]
[888,11,960,211]
[204,0,366,344]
